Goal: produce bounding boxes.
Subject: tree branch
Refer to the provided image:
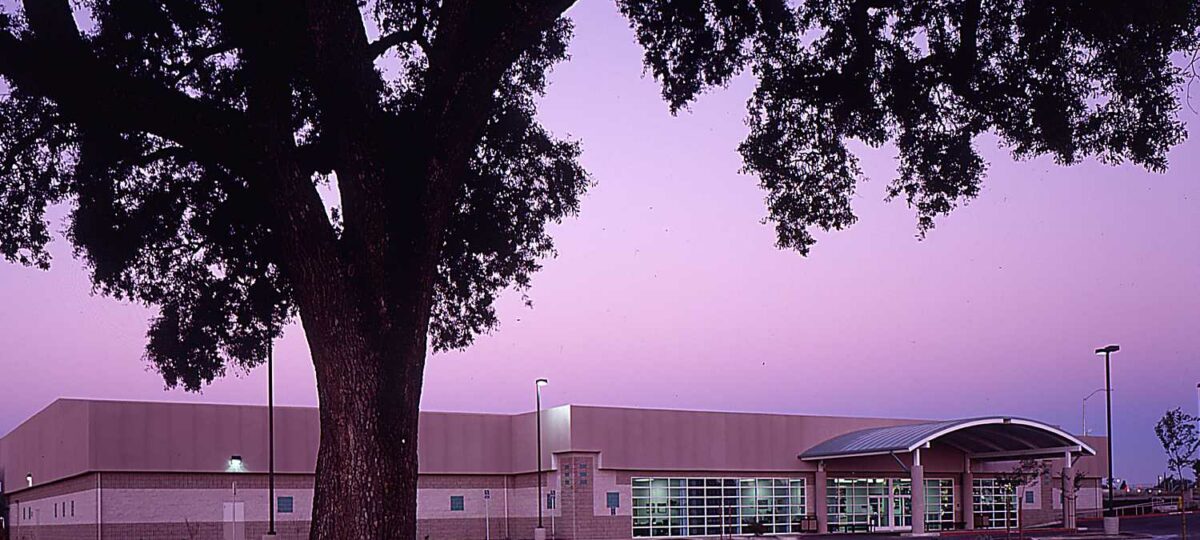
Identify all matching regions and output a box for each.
[168,41,237,83]
[296,138,338,175]
[368,27,431,58]
[124,146,192,168]
[297,0,396,304]
[420,0,578,157]
[0,0,258,177]
[0,120,55,173]
[952,0,982,95]
[234,0,354,348]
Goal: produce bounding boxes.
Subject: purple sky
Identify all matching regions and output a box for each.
[2,2,1198,484]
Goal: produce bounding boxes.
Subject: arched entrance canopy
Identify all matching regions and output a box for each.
[799,417,1095,461]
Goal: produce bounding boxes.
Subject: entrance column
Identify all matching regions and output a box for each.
[912,448,926,534]
[1062,451,1076,529]
[963,456,975,530]
[815,461,829,534]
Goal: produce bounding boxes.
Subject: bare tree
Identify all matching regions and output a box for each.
[996,459,1051,539]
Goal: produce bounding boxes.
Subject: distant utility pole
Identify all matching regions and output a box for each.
[1082,388,1106,436]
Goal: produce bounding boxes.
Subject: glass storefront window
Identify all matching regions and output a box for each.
[973,479,1018,529]
[827,478,955,531]
[925,479,955,531]
[631,477,806,537]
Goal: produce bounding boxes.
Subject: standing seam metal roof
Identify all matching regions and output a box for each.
[798,417,1096,460]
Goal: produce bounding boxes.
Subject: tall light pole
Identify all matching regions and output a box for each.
[267,341,276,537]
[1095,345,1119,530]
[535,378,549,540]
[1081,388,1106,435]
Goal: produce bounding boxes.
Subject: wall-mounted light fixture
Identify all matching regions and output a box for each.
[227,455,245,473]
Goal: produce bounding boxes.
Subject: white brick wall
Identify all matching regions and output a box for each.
[11,489,96,527]
[101,488,312,523]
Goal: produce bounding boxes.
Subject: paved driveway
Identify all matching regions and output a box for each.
[772,514,1199,540]
[1096,513,1200,539]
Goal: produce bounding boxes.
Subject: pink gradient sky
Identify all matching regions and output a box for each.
[2,2,1198,483]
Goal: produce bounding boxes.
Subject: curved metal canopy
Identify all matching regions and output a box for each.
[799,417,1095,461]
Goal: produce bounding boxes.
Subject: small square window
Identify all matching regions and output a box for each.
[1024,491,1035,504]
[607,491,620,509]
[278,496,294,514]
[450,495,465,511]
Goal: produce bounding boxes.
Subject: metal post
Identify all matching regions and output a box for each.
[1181,495,1186,540]
[537,384,543,528]
[1104,350,1114,517]
[268,341,276,536]
[536,378,547,535]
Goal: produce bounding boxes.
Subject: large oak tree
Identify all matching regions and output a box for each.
[1,0,1196,537]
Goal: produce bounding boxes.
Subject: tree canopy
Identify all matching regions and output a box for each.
[2,0,1197,392]
[0,0,587,390]
[621,0,1198,251]
[3,1,1198,537]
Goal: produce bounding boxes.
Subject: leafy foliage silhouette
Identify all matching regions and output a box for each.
[1,0,1197,537]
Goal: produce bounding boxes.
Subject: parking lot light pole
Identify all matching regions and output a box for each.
[535,378,549,540]
[1081,388,1106,435]
[1095,344,1120,532]
[267,341,276,537]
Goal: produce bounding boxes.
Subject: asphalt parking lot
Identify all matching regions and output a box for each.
[782,514,1200,540]
[1093,513,1200,539]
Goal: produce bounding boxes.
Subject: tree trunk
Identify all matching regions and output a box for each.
[306,319,427,540]
[291,252,433,540]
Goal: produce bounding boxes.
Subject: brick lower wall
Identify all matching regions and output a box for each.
[12,517,628,540]
[2,468,1093,539]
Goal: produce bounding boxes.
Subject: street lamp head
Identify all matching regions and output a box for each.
[1095,345,1120,355]
[536,378,548,387]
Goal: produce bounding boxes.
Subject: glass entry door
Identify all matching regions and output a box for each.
[890,495,912,529]
[867,495,889,529]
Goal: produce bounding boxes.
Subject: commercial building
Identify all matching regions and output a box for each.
[0,399,1107,539]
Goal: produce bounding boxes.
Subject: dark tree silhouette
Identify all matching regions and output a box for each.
[0,1,1197,538]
